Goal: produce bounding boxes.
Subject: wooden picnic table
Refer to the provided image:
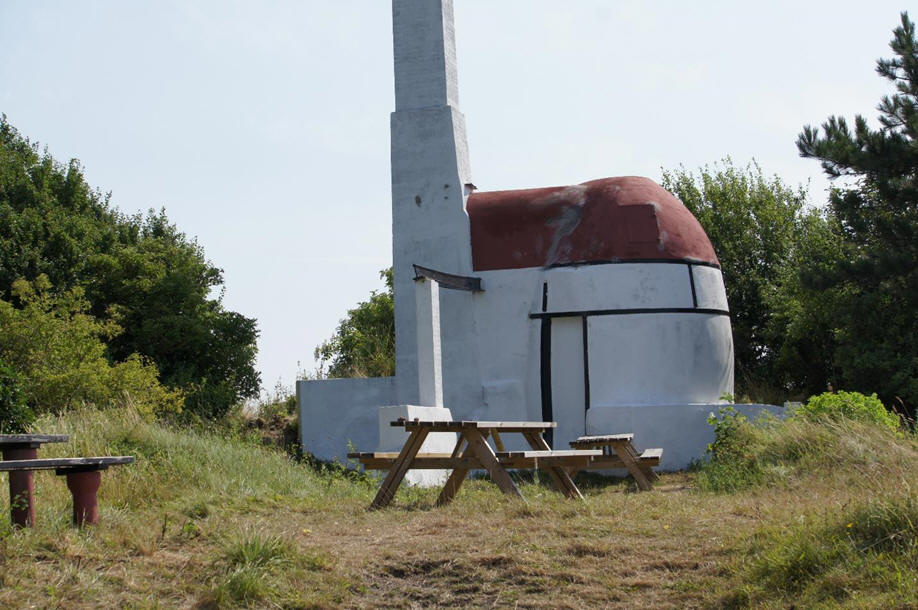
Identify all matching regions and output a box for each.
[0,434,70,526]
[0,434,134,527]
[350,420,602,509]
[569,434,662,491]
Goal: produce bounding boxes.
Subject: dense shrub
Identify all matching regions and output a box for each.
[1,116,260,418]
[0,276,182,418]
[795,390,900,430]
[696,395,910,493]
[0,358,34,433]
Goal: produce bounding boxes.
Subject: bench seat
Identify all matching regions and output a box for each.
[0,456,134,473]
[348,450,603,470]
[0,455,134,527]
[584,448,663,470]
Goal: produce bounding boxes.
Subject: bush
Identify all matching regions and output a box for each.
[795,390,900,430]
[0,358,34,433]
[0,276,183,418]
[696,402,911,493]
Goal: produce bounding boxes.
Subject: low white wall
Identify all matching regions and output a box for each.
[586,403,784,470]
[377,405,457,487]
[297,377,396,462]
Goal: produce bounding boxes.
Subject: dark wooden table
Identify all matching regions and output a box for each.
[0,434,70,526]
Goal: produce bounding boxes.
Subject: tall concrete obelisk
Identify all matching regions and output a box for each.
[391,0,474,406]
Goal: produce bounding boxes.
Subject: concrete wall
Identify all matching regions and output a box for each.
[297,377,396,462]
[390,0,475,407]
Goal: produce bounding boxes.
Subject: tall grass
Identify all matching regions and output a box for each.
[694,412,918,607]
[695,412,917,493]
[16,406,374,512]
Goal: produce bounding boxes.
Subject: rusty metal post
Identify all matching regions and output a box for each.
[65,471,101,526]
[3,447,37,527]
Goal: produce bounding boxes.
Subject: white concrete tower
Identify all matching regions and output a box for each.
[391,0,474,405]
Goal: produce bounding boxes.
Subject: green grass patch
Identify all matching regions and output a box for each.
[725,494,918,607]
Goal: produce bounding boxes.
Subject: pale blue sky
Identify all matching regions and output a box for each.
[0,1,906,396]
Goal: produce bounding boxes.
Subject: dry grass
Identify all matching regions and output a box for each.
[0,408,915,608]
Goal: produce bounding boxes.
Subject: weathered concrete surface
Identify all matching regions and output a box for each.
[297,377,395,463]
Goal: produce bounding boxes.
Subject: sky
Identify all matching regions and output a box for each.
[0,1,907,397]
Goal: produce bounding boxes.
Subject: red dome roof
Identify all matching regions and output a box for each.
[466,176,719,272]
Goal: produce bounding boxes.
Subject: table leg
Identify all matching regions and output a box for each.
[437,433,469,506]
[523,432,583,500]
[65,470,102,526]
[3,447,37,527]
[369,428,429,510]
[465,430,523,499]
[609,441,653,491]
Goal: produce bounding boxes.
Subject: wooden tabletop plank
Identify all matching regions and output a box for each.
[495,450,603,458]
[0,434,70,447]
[569,434,634,447]
[392,420,556,431]
[0,456,134,471]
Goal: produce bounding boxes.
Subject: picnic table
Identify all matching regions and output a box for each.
[0,434,134,527]
[349,420,603,509]
[0,434,69,526]
[569,434,662,491]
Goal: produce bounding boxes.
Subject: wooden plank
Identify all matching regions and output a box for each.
[491,430,506,452]
[607,441,653,491]
[640,448,663,460]
[449,433,468,459]
[570,433,634,446]
[0,434,70,447]
[464,429,523,499]
[436,433,473,506]
[497,455,600,469]
[369,428,429,510]
[348,452,454,460]
[392,420,556,432]
[0,456,133,471]
[495,450,602,459]
[523,431,583,500]
[581,454,662,470]
[355,456,480,470]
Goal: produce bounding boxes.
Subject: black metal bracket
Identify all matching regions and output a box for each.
[413,264,484,292]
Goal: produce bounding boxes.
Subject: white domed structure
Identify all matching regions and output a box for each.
[297,0,775,469]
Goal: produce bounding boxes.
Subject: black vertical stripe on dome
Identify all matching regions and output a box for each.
[688,264,698,308]
[582,315,590,413]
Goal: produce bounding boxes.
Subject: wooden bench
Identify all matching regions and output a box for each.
[569,434,662,491]
[348,449,603,471]
[0,456,134,526]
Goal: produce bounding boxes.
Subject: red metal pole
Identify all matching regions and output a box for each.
[65,471,101,526]
[3,447,37,527]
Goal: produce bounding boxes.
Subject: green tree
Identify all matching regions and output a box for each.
[314,269,395,378]
[796,12,918,415]
[0,357,33,433]
[0,276,183,417]
[0,116,260,418]
[661,159,808,398]
[764,208,846,398]
[85,211,260,419]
